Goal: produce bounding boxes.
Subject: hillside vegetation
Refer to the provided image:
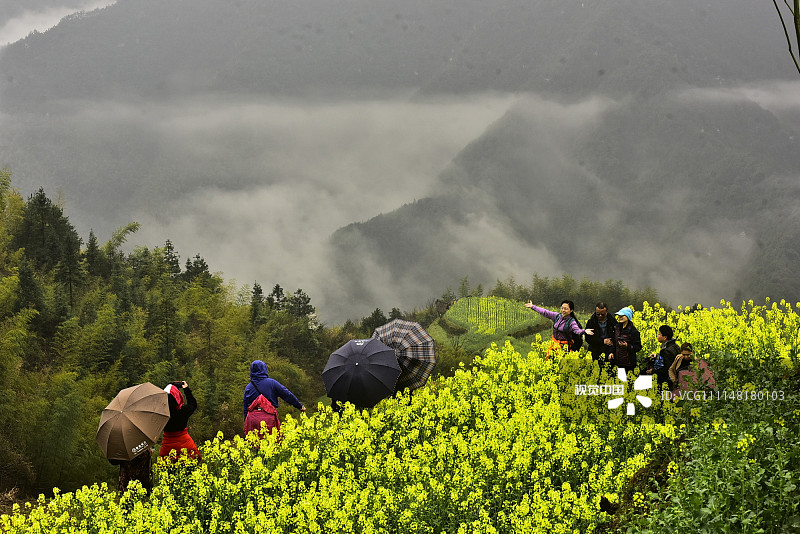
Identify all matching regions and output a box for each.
[2,300,799,532]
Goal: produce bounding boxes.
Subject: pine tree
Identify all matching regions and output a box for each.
[361,308,387,333]
[164,240,182,278]
[251,282,265,327]
[286,288,314,318]
[267,284,285,311]
[84,230,108,278]
[184,254,210,284]
[13,188,81,271]
[458,276,471,298]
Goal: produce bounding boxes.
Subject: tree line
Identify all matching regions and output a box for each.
[443,274,659,314]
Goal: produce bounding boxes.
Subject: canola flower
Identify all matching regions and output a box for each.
[3,299,799,533]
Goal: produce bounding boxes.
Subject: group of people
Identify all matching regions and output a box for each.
[114,360,306,492]
[526,300,694,389]
[164,360,308,458]
[115,305,696,492]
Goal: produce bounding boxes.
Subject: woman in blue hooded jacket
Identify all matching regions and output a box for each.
[243,360,306,420]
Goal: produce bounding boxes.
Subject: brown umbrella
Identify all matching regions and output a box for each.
[96,382,170,461]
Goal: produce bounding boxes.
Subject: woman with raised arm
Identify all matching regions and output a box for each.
[525,300,594,358]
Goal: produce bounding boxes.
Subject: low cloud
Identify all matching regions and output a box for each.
[676,81,800,112]
[6,88,789,322]
[119,94,520,320]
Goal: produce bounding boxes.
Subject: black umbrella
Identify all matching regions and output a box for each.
[322,338,401,408]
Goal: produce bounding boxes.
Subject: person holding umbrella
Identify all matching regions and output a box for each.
[160,381,201,461]
[243,360,306,428]
[109,448,154,493]
[96,382,170,493]
[322,339,401,410]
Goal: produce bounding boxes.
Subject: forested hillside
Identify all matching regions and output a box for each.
[0,171,333,494]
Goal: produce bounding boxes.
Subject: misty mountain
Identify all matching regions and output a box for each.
[0,0,798,321]
[331,91,800,312]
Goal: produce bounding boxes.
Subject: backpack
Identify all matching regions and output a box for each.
[654,341,680,371]
[562,316,584,352]
[244,394,281,438]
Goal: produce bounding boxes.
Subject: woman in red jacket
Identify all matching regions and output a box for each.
[160,381,201,461]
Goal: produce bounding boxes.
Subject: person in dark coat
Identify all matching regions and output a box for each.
[645,325,682,390]
[608,307,642,372]
[584,302,618,369]
[160,381,201,461]
[243,360,306,420]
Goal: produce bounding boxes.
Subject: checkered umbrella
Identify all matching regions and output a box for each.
[373,319,436,392]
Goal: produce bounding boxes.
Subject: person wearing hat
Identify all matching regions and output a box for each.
[608,307,641,372]
[243,360,306,422]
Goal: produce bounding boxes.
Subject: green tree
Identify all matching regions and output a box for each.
[361,308,387,333]
[103,222,141,294]
[440,287,456,304]
[0,168,24,277]
[0,308,37,490]
[56,229,85,307]
[267,284,286,311]
[250,282,265,327]
[119,306,157,383]
[84,230,109,278]
[164,239,181,278]
[286,288,314,318]
[183,254,211,284]
[13,188,82,274]
[31,372,97,491]
[458,276,471,298]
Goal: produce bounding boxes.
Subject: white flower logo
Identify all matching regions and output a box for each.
[608,368,653,415]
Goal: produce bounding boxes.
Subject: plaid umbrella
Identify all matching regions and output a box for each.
[373,319,436,392]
